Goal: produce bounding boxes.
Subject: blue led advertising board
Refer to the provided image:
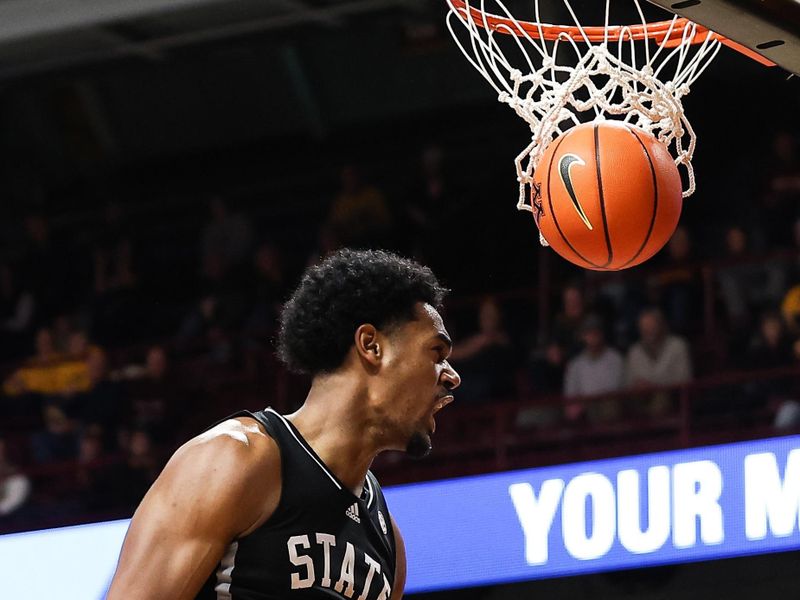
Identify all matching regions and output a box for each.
[2,435,800,598]
[387,434,800,592]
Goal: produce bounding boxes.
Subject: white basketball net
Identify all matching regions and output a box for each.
[445,0,722,219]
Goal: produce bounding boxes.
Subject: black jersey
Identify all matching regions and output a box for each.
[196,408,397,600]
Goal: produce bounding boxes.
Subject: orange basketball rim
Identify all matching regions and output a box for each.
[447,0,775,66]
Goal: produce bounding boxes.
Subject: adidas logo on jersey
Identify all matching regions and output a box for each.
[345,502,361,523]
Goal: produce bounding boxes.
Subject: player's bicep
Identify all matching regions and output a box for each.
[390,515,407,600]
[108,478,230,598]
[108,432,277,600]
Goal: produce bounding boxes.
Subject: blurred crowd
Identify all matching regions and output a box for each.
[1,129,799,532]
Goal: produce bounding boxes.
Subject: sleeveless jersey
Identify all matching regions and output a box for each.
[196,408,397,600]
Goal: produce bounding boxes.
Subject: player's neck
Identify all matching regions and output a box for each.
[286,376,381,497]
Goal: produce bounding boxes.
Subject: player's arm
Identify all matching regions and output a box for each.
[107,420,280,600]
[390,515,407,600]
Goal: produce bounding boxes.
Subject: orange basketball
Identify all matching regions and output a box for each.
[532,121,682,270]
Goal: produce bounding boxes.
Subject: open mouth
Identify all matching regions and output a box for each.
[434,394,454,412]
[429,394,454,433]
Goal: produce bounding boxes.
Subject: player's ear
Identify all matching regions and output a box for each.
[355,324,382,367]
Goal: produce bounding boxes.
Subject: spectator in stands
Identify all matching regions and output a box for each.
[552,284,587,357]
[111,428,160,511]
[625,307,692,417]
[730,312,795,422]
[528,340,566,396]
[33,326,57,362]
[3,327,60,396]
[744,312,794,371]
[70,329,104,382]
[123,346,182,442]
[177,250,245,364]
[774,399,800,431]
[403,144,456,259]
[31,405,79,463]
[0,437,32,526]
[3,325,102,400]
[177,296,233,365]
[772,337,800,431]
[648,226,702,335]
[40,328,100,418]
[756,131,800,247]
[326,165,392,249]
[626,308,692,387]
[76,350,124,444]
[94,234,138,295]
[588,269,641,349]
[782,279,800,335]
[244,242,285,336]
[516,340,566,429]
[74,425,127,513]
[449,296,514,404]
[243,242,286,377]
[50,315,75,355]
[89,200,145,345]
[75,428,110,510]
[768,132,800,191]
[717,225,785,332]
[563,315,624,423]
[201,196,254,270]
[778,219,800,329]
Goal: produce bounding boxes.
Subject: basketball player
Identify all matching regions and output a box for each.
[107,249,461,599]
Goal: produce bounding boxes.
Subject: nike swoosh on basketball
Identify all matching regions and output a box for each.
[558,153,593,230]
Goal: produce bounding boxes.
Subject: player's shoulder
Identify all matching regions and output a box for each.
[170,415,281,486]
[176,416,280,467]
[151,415,282,535]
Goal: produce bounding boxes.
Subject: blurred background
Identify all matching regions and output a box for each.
[0,0,798,598]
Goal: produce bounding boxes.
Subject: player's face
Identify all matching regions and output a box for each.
[380,303,460,458]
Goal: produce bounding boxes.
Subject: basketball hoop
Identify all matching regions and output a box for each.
[445,0,759,242]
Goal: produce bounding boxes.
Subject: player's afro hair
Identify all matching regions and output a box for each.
[277,248,447,375]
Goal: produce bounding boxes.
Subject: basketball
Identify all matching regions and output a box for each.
[532,121,683,270]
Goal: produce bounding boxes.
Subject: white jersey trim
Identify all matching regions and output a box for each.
[365,472,376,509]
[215,541,238,599]
[266,409,343,490]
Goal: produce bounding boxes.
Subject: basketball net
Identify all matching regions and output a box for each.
[445,0,722,245]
